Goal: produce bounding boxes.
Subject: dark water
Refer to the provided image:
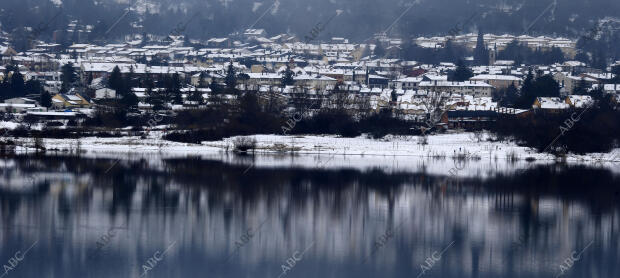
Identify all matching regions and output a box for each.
[0,155,619,278]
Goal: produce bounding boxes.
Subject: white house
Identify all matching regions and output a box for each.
[602,84,620,94]
[419,81,493,97]
[553,73,598,94]
[533,97,570,110]
[389,77,424,90]
[470,74,522,89]
[4,98,37,105]
[95,88,117,99]
[293,75,338,90]
[565,95,593,108]
[0,103,37,113]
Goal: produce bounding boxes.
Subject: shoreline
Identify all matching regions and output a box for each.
[7,132,619,161]
[4,132,618,177]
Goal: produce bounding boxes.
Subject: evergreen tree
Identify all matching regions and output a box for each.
[238,73,250,87]
[9,70,26,97]
[589,87,614,111]
[86,72,94,86]
[516,73,560,108]
[498,40,525,64]
[237,92,271,133]
[172,90,183,104]
[164,73,183,104]
[281,64,295,87]
[146,87,165,111]
[611,65,620,83]
[108,66,124,97]
[374,43,386,58]
[441,39,456,63]
[473,29,489,66]
[209,81,224,95]
[225,62,237,92]
[89,21,109,42]
[516,70,535,108]
[573,78,589,95]
[121,92,139,108]
[514,52,524,67]
[390,88,397,103]
[0,83,7,101]
[208,82,223,105]
[496,83,519,107]
[591,48,607,70]
[574,52,589,65]
[4,64,18,75]
[136,54,148,64]
[188,87,204,104]
[25,79,44,95]
[140,32,149,46]
[71,28,79,44]
[450,60,473,82]
[533,75,561,98]
[401,40,442,64]
[143,70,155,89]
[10,27,31,52]
[198,72,209,88]
[60,63,77,93]
[547,47,565,64]
[127,66,136,88]
[149,56,165,66]
[40,91,52,108]
[172,73,182,102]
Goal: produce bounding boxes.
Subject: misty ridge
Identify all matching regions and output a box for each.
[1,0,620,43]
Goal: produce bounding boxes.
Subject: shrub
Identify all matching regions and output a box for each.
[45,121,64,127]
[232,136,257,153]
[163,129,227,143]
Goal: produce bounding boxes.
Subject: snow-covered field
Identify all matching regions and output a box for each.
[0,121,21,130]
[7,132,619,177]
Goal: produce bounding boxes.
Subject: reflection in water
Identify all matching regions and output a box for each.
[0,155,619,278]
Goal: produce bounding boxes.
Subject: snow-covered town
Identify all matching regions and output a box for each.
[0,25,619,157]
[2,1,620,278]
[1,29,618,113]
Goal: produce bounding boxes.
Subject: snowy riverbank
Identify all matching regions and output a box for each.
[5,132,618,177]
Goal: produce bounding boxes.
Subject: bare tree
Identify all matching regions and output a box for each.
[258,88,284,114]
[233,136,257,153]
[290,86,313,115]
[469,130,485,142]
[329,84,351,113]
[355,94,372,118]
[421,91,449,128]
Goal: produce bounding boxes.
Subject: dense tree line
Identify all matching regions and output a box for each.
[107,66,139,109]
[575,30,620,70]
[514,71,561,108]
[163,92,283,143]
[497,40,565,65]
[401,39,469,64]
[491,106,619,154]
[448,60,474,81]
[60,63,78,93]
[0,64,51,107]
[473,30,489,66]
[490,76,618,154]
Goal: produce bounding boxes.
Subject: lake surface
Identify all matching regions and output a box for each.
[0,154,619,278]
